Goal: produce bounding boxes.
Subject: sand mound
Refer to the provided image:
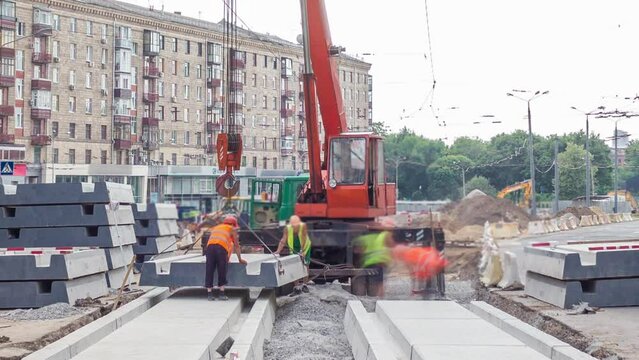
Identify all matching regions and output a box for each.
[556,206,596,218]
[443,194,531,232]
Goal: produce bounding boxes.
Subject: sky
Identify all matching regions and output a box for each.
[123,0,639,145]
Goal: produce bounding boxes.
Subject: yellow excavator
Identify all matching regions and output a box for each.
[497,180,532,208]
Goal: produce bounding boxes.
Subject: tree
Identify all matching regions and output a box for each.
[371,121,390,137]
[558,143,597,199]
[426,155,473,200]
[464,175,497,196]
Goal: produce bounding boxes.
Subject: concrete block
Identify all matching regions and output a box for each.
[525,271,639,308]
[0,204,134,229]
[524,241,639,280]
[105,267,129,288]
[139,253,307,288]
[468,300,517,328]
[133,236,177,255]
[552,345,598,360]
[0,248,107,280]
[560,214,578,229]
[134,219,179,237]
[344,301,401,360]
[558,218,569,231]
[624,213,633,221]
[412,345,546,360]
[579,216,591,227]
[0,182,134,206]
[24,287,170,360]
[104,245,134,269]
[0,225,136,248]
[490,222,521,239]
[132,203,178,220]
[527,221,546,235]
[0,273,108,309]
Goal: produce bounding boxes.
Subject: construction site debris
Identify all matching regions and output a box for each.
[0,303,82,321]
[567,302,599,315]
[555,206,597,219]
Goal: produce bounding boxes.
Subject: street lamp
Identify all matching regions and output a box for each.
[507,90,550,217]
[570,106,605,207]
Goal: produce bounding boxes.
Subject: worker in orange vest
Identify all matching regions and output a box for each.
[393,244,447,296]
[205,215,247,301]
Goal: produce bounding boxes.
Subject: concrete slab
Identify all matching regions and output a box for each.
[525,242,639,280]
[411,345,546,360]
[72,288,241,360]
[0,225,137,248]
[134,219,179,237]
[104,245,134,269]
[0,248,107,280]
[105,267,129,288]
[0,204,134,229]
[0,182,134,206]
[228,291,277,360]
[139,253,307,288]
[344,301,403,360]
[133,236,177,255]
[132,203,178,220]
[525,271,639,308]
[376,300,479,320]
[0,273,108,309]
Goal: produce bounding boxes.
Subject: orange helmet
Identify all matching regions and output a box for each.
[223,215,239,228]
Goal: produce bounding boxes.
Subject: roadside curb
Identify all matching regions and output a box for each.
[24,287,170,360]
[468,301,596,360]
[226,289,277,359]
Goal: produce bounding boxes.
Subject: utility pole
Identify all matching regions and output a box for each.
[461,167,466,197]
[614,122,619,213]
[585,114,591,206]
[553,140,559,214]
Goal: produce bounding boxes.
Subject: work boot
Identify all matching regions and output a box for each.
[219,291,229,301]
[207,291,215,301]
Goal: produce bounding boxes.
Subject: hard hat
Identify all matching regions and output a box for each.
[223,215,239,228]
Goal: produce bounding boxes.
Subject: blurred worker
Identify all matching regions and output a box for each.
[393,244,447,297]
[204,215,247,301]
[355,222,395,297]
[275,215,311,293]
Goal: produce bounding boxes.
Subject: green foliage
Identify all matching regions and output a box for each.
[371,121,390,137]
[558,143,597,200]
[464,175,497,196]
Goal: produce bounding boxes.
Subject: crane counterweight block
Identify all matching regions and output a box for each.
[216,133,243,171]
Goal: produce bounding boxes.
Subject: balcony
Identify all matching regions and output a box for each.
[143,140,159,151]
[205,143,216,154]
[281,67,293,78]
[207,122,221,133]
[115,37,132,49]
[32,23,53,37]
[229,102,243,112]
[142,117,159,127]
[280,109,294,118]
[0,133,15,144]
[281,126,294,138]
[143,92,159,103]
[229,81,243,91]
[0,75,14,87]
[281,89,295,99]
[208,78,221,88]
[0,105,14,117]
[31,79,51,91]
[32,52,52,64]
[281,148,294,156]
[114,139,132,150]
[114,88,132,99]
[0,13,16,29]
[113,115,131,125]
[143,66,160,78]
[30,134,51,146]
[31,108,51,120]
[231,58,245,69]
[0,47,15,58]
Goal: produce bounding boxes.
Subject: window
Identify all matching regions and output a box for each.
[242,156,247,167]
[185,40,190,54]
[252,53,257,66]
[197,42,203,56]
[85,72,92,88]
[171,131,177,144]
[262,75,267,88]
[196,86,202,101]
[330,137,366,184]
[70,18,77,33]
[184,131,190,145]
[263,55,268,68]
[171,60,177,75]
[53,14,60,31]
[171,37,178,52]
[85,98,92,114]
[52,122,58,137]
[263,157,268,169]
[86,21,93,36]
[183,85,189,100]
[252,156,257,168]
[101,150,107,164]
[131,117,137,135]
[53,41,59,58]
[158,105,165,120]
[100,74,107,90]
[14,108,22,128]
[196,132,202,146]
[160,35,165,50]
[101,24,107,40]
[273,157,278,169]
[262,137,267,150]
[183,62,190,77]
[251,74,256,87]
[15,50,23,71]
[196,64,202,79]
[85,45,93,62]
[251,94,256,107]
[53,149,59,163]
[131,67,136,85]
[251,115,256,128]
[85,150,92,164]
[184,108,189,122]
[262,95,267,109]
[68,96,76,112]
[70,44,77,60]
[196,109,201,123]
[85,124,92,140]
[171,83,177,98]
[101,125,107,140]
[52,95,59,111]
[51,68,59,83]
[100,100,107,115]
[69,149,75,164]
[171,107,178,121]
[131,42,138,55]
[158,80,164,96]
[69,123,76,138]
[272,97,277,110]
[15,79,23,99]
[171,153,177,165]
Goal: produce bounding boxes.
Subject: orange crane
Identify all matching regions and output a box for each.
[497,180,532,208]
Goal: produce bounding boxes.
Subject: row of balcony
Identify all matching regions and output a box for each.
[32,52,52,64]
[208,78,222,88]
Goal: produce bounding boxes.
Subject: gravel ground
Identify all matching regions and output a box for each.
[0,303,82,321]
[264,283,357,360]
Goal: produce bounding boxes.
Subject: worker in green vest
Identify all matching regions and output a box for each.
[275,215,311,293]
[355,226,395,297]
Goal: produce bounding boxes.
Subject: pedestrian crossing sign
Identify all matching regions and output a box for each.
[0,161,14,175]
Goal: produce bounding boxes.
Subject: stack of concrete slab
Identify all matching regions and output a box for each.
[132,203,179,264]
[0,182,137,307]
[524,241,639,308]
[0,247,109,308]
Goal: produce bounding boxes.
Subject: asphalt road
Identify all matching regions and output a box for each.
[519,220,639,244]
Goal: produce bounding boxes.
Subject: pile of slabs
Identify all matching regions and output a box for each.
[524,240,639,308]
[132,203,179,265]
[0,182,137,308]
[139,253,307,288]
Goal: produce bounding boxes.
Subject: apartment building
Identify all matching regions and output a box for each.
[0,0,372,206]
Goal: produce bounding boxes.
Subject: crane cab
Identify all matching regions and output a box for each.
[296,132,396,220]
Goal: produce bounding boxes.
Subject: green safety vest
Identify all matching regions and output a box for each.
[358,231,391,268]
[287,224,311,255]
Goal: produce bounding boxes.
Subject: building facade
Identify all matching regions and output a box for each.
[0,0,372,204]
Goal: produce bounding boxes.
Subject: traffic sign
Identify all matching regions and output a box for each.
[0,161,14,175]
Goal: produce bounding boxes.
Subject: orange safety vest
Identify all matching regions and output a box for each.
[206,224,235,257]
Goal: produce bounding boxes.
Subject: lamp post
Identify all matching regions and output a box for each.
[507,90,549,217]
[570,106,605,207]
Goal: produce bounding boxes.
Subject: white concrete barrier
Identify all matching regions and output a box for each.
[579,216,591,227]
[549,219,560,232]
[591,215,600,225]
[527,221,547,235]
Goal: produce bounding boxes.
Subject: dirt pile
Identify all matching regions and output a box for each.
[555,206,596,218]
[443,194,532,232]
